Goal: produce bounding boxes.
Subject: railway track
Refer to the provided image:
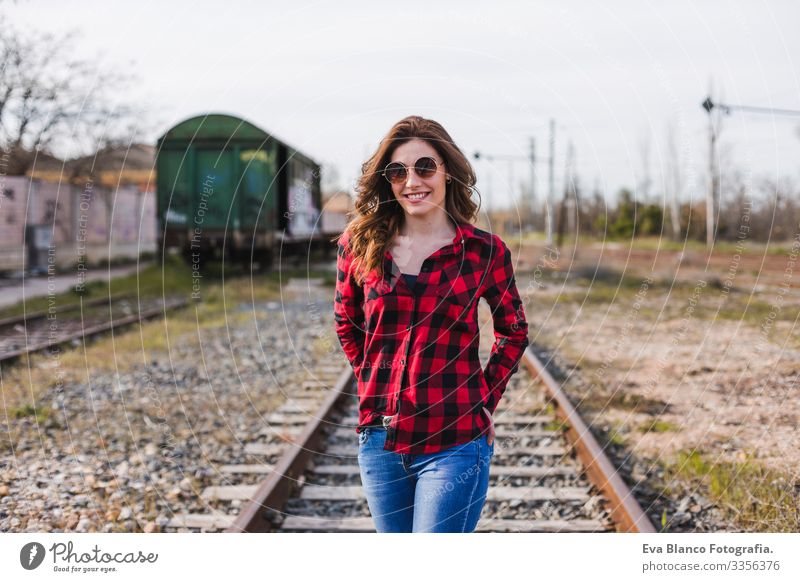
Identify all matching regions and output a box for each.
[164,301,655,533]
[0,294,190,363]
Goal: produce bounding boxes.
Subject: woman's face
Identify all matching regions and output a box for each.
[387,138,449,219]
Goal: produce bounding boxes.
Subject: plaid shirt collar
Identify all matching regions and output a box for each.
[378,220,483,293]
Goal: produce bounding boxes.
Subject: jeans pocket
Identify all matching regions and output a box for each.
[358,427,370,446]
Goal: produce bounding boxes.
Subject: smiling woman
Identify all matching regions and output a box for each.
[339,116,479,285]
[331,115,530,533]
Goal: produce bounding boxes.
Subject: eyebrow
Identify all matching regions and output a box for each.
[390,155,440,163]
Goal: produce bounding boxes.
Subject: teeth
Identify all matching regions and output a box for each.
[407,192,428,200]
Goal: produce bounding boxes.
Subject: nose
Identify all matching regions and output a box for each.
[405,169,423,188]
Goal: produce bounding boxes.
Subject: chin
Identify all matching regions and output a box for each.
[400,197,444,214]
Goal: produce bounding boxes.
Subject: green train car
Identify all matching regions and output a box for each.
[156,114,325,268]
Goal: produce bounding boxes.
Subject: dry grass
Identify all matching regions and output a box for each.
[658,448,800,532]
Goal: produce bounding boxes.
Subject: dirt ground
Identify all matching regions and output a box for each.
[510,239,800,530]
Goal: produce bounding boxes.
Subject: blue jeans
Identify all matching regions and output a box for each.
[356,426,494,532]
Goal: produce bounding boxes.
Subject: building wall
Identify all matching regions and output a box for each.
[0,176,28,271]
[0,177,157,272]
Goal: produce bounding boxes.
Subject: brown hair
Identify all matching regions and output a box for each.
[332,115,480,285]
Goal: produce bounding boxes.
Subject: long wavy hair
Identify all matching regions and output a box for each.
[333,115,480,286]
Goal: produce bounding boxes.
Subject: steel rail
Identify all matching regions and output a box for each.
[0,296,190,363]
[227,366,354,532]
[230,346,656,533]
[0,293,135,327]
[520,346,656,532]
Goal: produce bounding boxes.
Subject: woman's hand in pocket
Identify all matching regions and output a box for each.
[482,406,494,446]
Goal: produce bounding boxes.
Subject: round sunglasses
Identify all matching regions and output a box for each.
[382,156,445,184]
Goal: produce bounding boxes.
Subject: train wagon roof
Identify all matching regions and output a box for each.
[157,113,320,167]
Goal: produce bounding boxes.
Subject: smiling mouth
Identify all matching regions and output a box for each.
[404,191,430,200]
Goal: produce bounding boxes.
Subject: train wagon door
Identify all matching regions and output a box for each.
[157,150,192,229]
[194,149,237,232]
[239,143,277,232]
[277,144,289,232]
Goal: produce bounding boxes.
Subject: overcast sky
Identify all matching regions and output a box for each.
[8,0,800,212]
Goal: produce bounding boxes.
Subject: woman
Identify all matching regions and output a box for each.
[333,115,529,533]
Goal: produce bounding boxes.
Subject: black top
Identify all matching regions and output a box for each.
[402,272,419,294]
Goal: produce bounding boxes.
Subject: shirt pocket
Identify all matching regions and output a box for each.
[362,273,394,329]
[434,265,479,334]
[363,271,392,301]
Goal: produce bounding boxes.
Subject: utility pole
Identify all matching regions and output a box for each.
[569,143,579,239]
[556,141,575,249]
[700,92,800,247]
[486,163,492,218]
[665,121,683,242]
[702,87,720,248]
[545,119,556,247]
[507,159,514,220]
[474,147,537,234]
[529,137,536,230]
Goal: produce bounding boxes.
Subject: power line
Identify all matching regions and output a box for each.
[702,97,800,118]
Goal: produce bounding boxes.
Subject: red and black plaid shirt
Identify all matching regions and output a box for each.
[333,220,529,455]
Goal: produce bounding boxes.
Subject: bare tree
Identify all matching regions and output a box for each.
[0,19,139,177]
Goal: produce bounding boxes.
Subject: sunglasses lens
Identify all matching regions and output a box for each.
[384,162,407,183]
[415,157,437,178]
